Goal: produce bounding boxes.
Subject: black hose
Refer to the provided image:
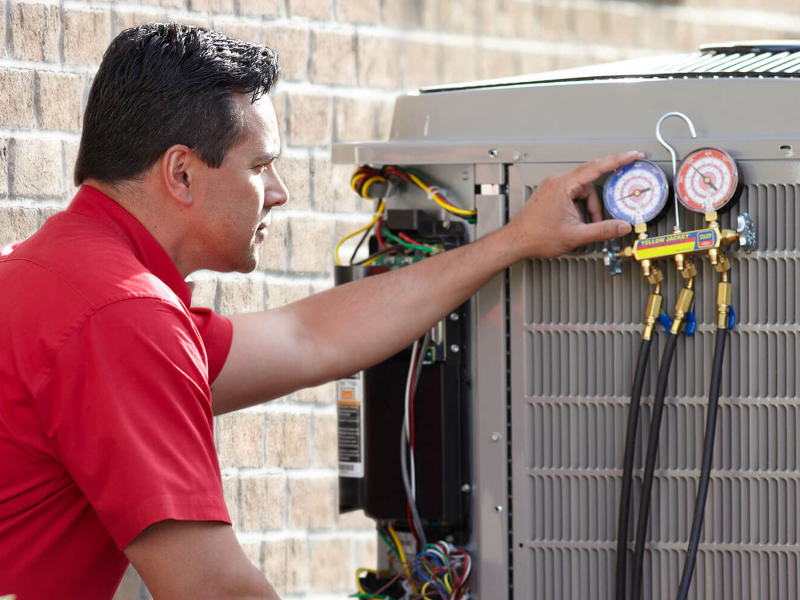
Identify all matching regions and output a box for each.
[676,328,727,600]
[631,332,679,600]
[615,337,654,600]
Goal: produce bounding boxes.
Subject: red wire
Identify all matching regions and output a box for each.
[376,216,387,249]
[398,231,422,246]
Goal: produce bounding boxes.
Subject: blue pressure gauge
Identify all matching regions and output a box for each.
[603,160,670,226]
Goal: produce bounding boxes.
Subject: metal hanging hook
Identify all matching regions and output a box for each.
[656,111,697,232]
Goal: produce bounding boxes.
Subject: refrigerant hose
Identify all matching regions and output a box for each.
[615,336,654,600]
[631,332,679,600]
[675,327,727,600]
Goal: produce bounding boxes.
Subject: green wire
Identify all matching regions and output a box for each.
[380,224,436,254]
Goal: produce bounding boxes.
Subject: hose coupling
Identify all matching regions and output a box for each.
[670,287,695,335]
[717,281,733,330]
[676,256,697,280]
[641,260,664,285]
[713,254,731,274]
[643,292,664,341]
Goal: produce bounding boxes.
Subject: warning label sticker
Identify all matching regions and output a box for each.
[337,376,364,478]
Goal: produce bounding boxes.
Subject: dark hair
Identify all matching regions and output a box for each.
[74,23,279,186]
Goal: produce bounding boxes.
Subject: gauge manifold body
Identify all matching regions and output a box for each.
[603,159,670,226]
[676,147,740,214]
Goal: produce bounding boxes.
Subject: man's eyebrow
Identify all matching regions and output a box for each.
[254,151,281,163]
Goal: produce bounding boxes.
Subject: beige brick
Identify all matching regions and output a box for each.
[442,45,478,85]
[10,139,62,198]
[293,381,335,403]
[0,139,7,196]
[37,206,61,227]
[289,218,335,273]
[264,23,309,82]
[439,0,478,34]
[63,141,80,194]
[538,4,570,43]
[188,274,217,309]
[216,276,264,314]
[10,2,60,62]
[276,151,310,211]
[476,0,502,37]
[286,536,310,594]
[36,72,83,132]
[403,41,442,90]
[507,0,533,39]
[0,207,38,246]
[189,0,234,12]
[0,69,34,128]
[114,9,164,34]
[222,474,240,529]
[217,412,264,468]
[310,29,357,85]
[289,0,331,19]
[421,0,439,30]
[520,52,554,75]
[265,280,311,309]
[355,535,378,568]
[64,9,112,66]
[312,411,337,467]
[336,0,379,24]
[213,19,262,44]
[334,97,377,143]
[0,0,6,57]
[480,49,518,80]
[381,0,420,28]
[269,90,288,147]
[257,213,288,272]
[262,538,288,593]
[113,565,144,600]
[357,35,401,89]
[288,475,336,529]
[241,541,263,571]
[288,91,332,146]
[238,0,281,17]
[337,507,376,530]
[265,410,286,466]
[283,411,311,468]
[376,98,395,142]
[309,537,353,592]
[240,472,286,531]
[310,154,358,213]
[573,7,605,45]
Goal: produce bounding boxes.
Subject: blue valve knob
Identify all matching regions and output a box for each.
[658,312,673,332]
[728,306,736,330]
[685,310,697,337]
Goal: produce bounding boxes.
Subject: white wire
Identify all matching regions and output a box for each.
[404,339,419,498]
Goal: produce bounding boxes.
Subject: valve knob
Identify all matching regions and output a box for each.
[604,240,622,276]
[737,213,756,253]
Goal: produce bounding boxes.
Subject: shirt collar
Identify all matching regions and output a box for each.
[67,185,192,307]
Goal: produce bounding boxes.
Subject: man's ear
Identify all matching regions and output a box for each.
[161,145,197,207]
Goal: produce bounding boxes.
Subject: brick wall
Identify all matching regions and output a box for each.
[1,0,798,598]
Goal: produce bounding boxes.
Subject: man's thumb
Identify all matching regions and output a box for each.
[578,220,631,245]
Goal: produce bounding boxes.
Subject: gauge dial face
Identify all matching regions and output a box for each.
[676,148,739,213]
[602,160,669,225]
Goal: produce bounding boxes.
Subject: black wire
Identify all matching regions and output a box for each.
[615,336,654,600]
[351,244,403,266]
[349,221,376,265]
[676,327,727,600]
[631,332,679,600]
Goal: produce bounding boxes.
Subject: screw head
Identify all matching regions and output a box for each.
[449,312,459,321]
[494,505,504,513]
[488,149,499,157]
[450,344,460,353]
[513,152,521,160]
[491,432,502,442]
[461,483,471,493]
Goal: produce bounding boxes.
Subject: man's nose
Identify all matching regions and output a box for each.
[265,170,290,207]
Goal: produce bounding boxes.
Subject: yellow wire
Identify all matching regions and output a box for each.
[421,581,433,600]
[355,568,381,595]
[360,175,387,199]
[350,173,369,194]
[406,171,477,217]
[443,573,452,594]
[388,525,419,594]
[334,201,386,266]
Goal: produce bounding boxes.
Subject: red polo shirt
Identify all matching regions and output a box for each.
[0,186,234,599]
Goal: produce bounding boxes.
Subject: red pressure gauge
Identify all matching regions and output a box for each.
[675,148,740,214]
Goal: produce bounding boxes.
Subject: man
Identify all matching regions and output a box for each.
[0,23,636,599]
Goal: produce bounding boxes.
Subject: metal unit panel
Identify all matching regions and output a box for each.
[510,160,800,599]
[474,192,510,600]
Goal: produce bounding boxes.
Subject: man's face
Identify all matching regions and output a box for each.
[194,94,288,273]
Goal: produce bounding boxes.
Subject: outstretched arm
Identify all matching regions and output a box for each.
[210,151,640,414]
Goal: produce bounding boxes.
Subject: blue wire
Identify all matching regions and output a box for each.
[415,552,449,599]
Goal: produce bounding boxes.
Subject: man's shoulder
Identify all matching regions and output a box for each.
[0,210,179,310]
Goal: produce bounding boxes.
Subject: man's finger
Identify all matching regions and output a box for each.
[583,184,603,223]
[576,219,631,246]
[569,151,645,188]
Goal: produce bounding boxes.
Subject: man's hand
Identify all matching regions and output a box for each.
[211,151,643,413]
[504,151,640,259]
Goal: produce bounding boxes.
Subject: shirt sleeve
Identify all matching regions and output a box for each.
[189,307,233,384]
[33,297,231,550]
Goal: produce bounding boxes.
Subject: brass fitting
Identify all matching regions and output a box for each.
[705,211,719,225]
[713,255,731,274]
[670,286,695,335]
[634,223,648,236]
[676,256,697,280]
[717,280,732,330]
[640,260,664,285]
[643,292,663,341]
